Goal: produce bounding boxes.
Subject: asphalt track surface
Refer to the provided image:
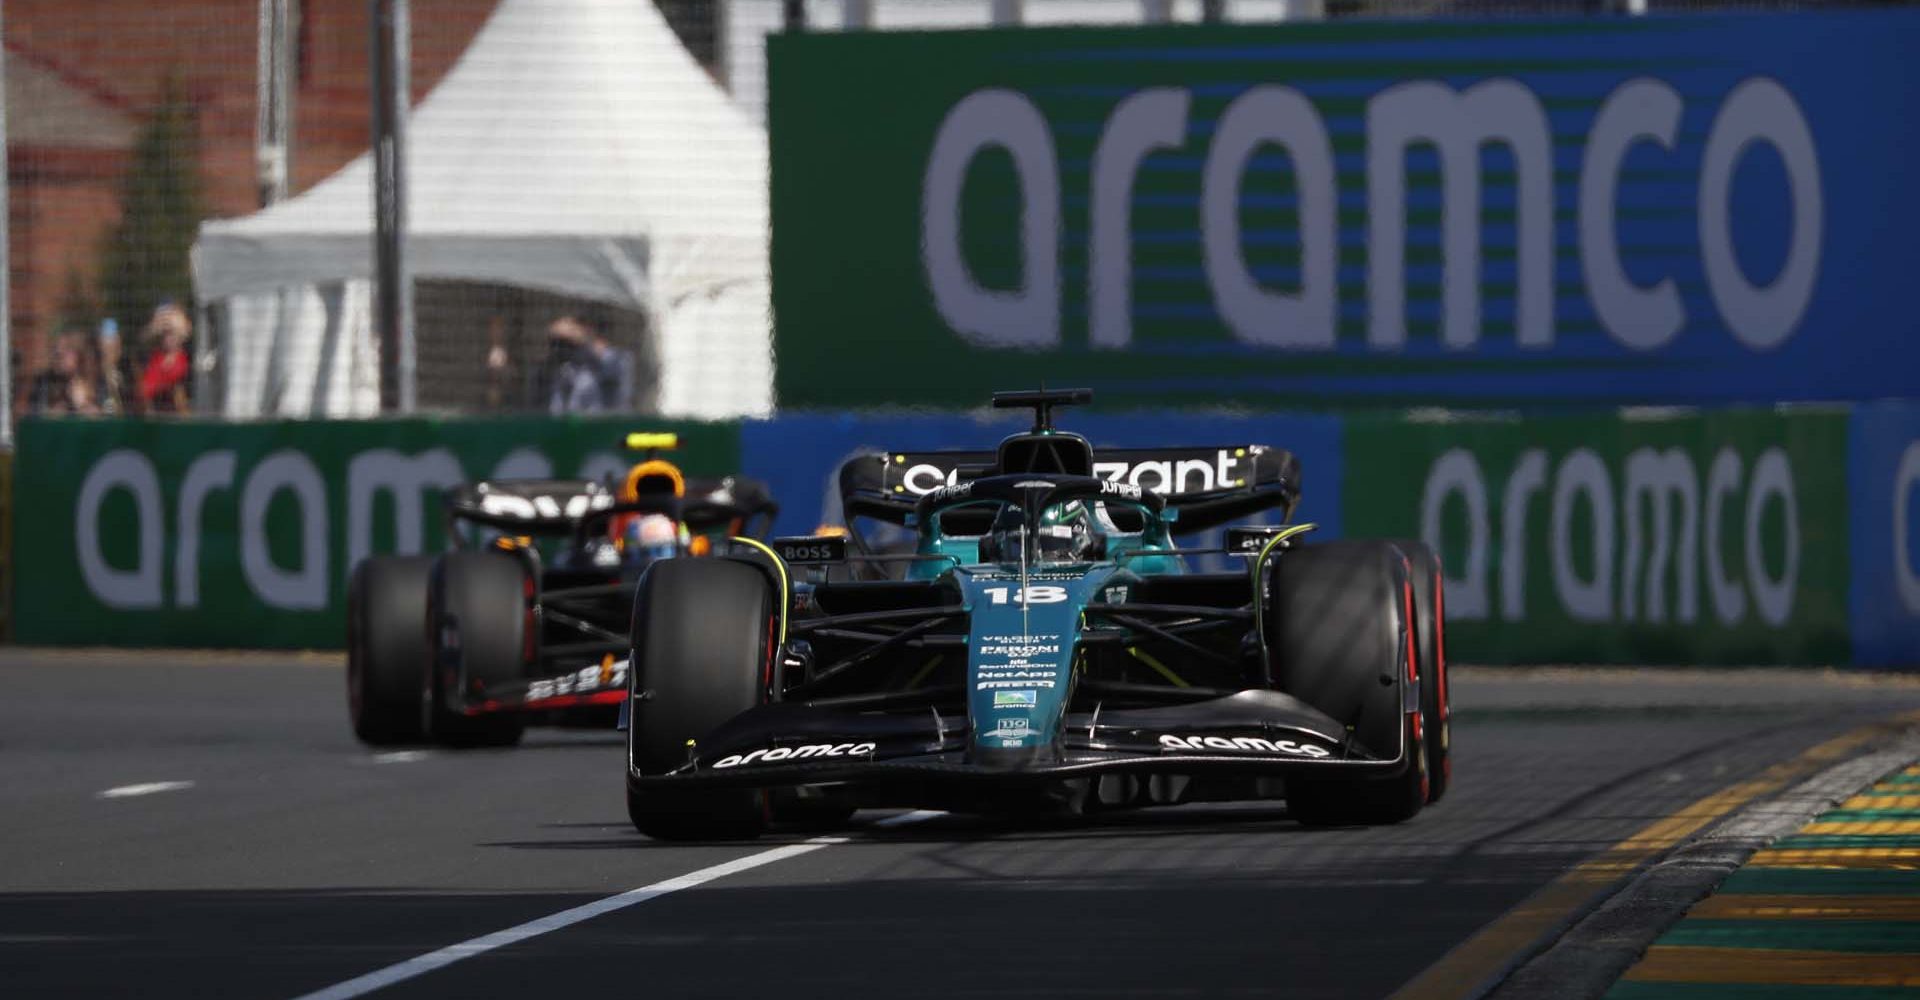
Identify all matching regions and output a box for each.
[4,649,1919,1000]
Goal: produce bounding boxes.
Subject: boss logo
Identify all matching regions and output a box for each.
[770,536,847,564]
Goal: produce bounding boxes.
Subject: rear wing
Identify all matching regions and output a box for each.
[838,445,1300,534]
[444,480,616,535]
[444,476,780,541]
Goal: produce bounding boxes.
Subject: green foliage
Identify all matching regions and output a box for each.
[98,72,204,340]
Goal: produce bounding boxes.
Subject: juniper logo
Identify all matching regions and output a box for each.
[921,77,1821,355]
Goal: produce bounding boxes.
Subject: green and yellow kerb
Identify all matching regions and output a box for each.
[1607,763,1920,997]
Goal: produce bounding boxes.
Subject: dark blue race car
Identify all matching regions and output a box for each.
[347,435,778,748]
[622,391,1450,840]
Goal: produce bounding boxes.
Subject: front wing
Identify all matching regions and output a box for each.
[627,690,1414,789]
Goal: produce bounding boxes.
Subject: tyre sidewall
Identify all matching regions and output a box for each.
[347,555,435,745]
[1393,540,1450,804]
[427,551,532,747]
[1265,539,1426,825]
[626,558,777,840]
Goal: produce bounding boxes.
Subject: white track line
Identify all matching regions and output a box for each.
[289,810,944,1000]
[97,781,194,799]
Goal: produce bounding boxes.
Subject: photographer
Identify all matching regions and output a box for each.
[544,310,633,414]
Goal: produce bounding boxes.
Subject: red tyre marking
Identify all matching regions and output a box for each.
[1432,567,1451,787]
[1432,568,1449,724]
[1402,577,1418,686]
[1403,576,1428,801]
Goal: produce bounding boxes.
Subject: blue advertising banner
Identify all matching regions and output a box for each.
[772,10,1920,409]
[740,412,1345,562]
[1850,401,1920,666]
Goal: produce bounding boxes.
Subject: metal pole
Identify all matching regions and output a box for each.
[0,0,11,449]
[256,0,297,207]
[1201,0,1226,24]
[783,0,805,33]
[370,0,414,413]
[990,0,1022,26]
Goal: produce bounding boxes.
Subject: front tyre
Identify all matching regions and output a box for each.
[1394,540,1451,804]
[1266,540,1426,827]
[626,559,776,841]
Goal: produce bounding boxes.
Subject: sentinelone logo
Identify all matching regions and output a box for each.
[921,76,1820,354]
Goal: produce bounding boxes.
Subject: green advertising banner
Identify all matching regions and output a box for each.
[12,417,740,648]
[1342,408,1850,665]
[769,13,1920,410]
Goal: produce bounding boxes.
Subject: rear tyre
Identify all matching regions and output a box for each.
[626,559,776,841]
[347,556,435,746]
[1394,540,1451,804]
[1265,540,1425,827]
[427,551,530,748]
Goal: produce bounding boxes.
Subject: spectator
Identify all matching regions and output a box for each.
[27,335,100,416]
[545,311,634,413]
[139,302,193,414]
[484,315,512,411]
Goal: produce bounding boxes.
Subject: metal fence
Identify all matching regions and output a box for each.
[3,0,1909,432]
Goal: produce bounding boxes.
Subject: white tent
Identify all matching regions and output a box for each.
[192,0,771,418]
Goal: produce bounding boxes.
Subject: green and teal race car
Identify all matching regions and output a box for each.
[621,390,1450,840]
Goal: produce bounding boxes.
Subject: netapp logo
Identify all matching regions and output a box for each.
[1158,734,1332,758]
[712,743,877,768]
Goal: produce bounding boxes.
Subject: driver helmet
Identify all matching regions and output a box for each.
[623,513,684,562]
[1035,500,1099,563]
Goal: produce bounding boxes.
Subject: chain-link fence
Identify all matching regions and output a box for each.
[4,0,1908,427]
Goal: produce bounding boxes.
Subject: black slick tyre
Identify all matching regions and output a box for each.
[1394,540,1451,804]
[1287,716,1427,827]
[427,551,530,748]
[1265,539,1426,827]
[626,558,776,841]
[347,555,435,746]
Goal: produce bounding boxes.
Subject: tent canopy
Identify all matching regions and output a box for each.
[192,0,771,417]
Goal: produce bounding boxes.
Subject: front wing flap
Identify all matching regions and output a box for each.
[628,690,1411,788]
